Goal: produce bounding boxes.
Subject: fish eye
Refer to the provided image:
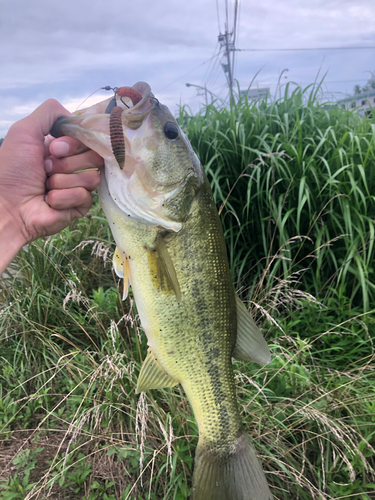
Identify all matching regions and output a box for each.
[164,122,179,141]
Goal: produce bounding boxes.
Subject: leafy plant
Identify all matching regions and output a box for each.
[0,448,44,499]
[0,86,375,498]
[180,83,375,311]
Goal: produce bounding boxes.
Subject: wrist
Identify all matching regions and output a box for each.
[0,204,28,275]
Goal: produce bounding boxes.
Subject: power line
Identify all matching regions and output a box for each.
[207,57,224,88]
[307,78,369,84]
[237,46,375,52]
[202,47,224,89]
[244,79,369,88]
[201,42,220,86]
[204,53,222,88]
[215,0,221,32]
[158,51,222,92]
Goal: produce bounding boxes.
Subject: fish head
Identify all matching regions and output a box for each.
[51,82,204,231]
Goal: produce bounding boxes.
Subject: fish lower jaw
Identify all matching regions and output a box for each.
[103,167,182,231]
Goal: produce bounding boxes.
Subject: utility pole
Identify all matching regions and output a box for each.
[218,28,235,105]
[216,0,238,105]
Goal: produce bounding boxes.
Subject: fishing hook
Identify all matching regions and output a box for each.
[102,86,143,169]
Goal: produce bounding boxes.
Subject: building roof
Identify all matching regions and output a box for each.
[338,88,375,103]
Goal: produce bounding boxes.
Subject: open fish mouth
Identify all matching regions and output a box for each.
[49,81,158,177]
[50,82,156,144]
[50,82,189,232]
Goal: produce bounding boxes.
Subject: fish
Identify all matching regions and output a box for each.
[51,82,273,500]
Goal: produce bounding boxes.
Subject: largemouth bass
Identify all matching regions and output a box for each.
[51,82,272,500]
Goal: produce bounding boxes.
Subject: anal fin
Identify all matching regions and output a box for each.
[137,348,178,394]
[233,295,271,365]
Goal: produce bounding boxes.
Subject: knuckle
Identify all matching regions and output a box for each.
[46,189,58,207]
[86,149,104,167]
[45,98,60,108]
[63,137,85,153]
[44,99,67,117]
[86,170,101,190]
[54,156,70,172]
[76,186,90,203]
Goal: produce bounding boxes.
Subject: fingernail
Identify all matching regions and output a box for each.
[44,159,53,174]
[52,140,70,156]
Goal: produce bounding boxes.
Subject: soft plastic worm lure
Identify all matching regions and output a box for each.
[116,86,143,106]
[109,105,126,169]
[104,86,143,169]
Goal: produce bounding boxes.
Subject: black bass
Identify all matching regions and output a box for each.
[51,82,273,500]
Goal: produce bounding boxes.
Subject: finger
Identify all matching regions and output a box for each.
[46,187,93,215]
[46,170,100,192]
[49,137,91,158]
[45,149,104,175]
[14,99,72,141]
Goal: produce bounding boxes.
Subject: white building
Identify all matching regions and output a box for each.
[240,88,270,101]
[337,89,375,116]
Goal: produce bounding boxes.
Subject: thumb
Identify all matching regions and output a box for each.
[14,99,73,141]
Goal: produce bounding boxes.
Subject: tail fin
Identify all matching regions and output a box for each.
[192,433,272,500]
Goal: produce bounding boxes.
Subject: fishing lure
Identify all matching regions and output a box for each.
[103,86,143,169]
[117,86,143,106]
[109,105,126,169]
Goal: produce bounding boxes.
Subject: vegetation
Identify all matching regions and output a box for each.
[354,73,375,95]
[1,84,375,499]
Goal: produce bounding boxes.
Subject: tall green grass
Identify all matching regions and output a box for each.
[0,86,375,499]
[181,83,375,311]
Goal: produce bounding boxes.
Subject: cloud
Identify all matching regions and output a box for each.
[0,0,374,138]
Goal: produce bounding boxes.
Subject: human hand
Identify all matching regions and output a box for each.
[0,99,103,273]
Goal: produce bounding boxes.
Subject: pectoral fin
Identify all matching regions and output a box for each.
[137,348,179,393]
[113,247,130,300]
[147,237,181,302]
[233,295,271,365]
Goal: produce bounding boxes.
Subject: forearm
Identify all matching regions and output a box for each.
[0,208,27,275]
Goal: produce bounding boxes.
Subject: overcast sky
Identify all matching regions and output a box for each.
[1,0,374,138]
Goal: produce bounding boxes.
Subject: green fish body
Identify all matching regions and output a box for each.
[51,82,272,500]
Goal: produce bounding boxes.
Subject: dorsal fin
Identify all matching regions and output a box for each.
[232,295,271,365]
[137,347,179,394]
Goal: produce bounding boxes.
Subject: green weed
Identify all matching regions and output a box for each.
[0,89,375,498]
[180,83,375,312]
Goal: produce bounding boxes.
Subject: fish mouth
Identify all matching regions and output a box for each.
[50,81,156,140]
[49,83,184,232]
